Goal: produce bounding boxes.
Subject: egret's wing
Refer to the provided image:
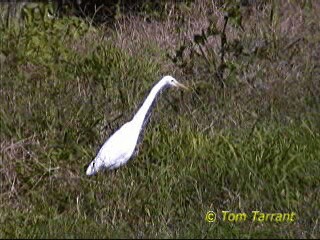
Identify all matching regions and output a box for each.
[99,121,140,166]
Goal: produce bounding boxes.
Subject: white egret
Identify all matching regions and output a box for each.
[86,75,188,176]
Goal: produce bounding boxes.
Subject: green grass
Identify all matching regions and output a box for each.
[1,1,320,238]
[1,121,319,238]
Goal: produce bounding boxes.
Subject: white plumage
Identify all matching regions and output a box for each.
[86,75,188,176]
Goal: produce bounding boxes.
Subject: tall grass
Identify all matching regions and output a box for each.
[1,0,319,238]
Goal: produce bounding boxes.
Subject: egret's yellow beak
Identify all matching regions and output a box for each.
[175,82,189,90]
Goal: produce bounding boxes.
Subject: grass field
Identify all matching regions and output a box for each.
[1,0,319,238]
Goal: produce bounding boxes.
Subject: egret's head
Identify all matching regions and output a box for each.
[162,75,189,90]
[86,158,104,176]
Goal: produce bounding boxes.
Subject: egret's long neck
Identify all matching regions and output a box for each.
[132,80,168,127]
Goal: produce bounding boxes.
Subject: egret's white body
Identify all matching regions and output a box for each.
[86,75,188,176]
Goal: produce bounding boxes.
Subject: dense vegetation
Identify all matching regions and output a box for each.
[1,0,319,238]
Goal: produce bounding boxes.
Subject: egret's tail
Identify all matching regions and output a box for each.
[86,156,104,176]
[86,160,96,176]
